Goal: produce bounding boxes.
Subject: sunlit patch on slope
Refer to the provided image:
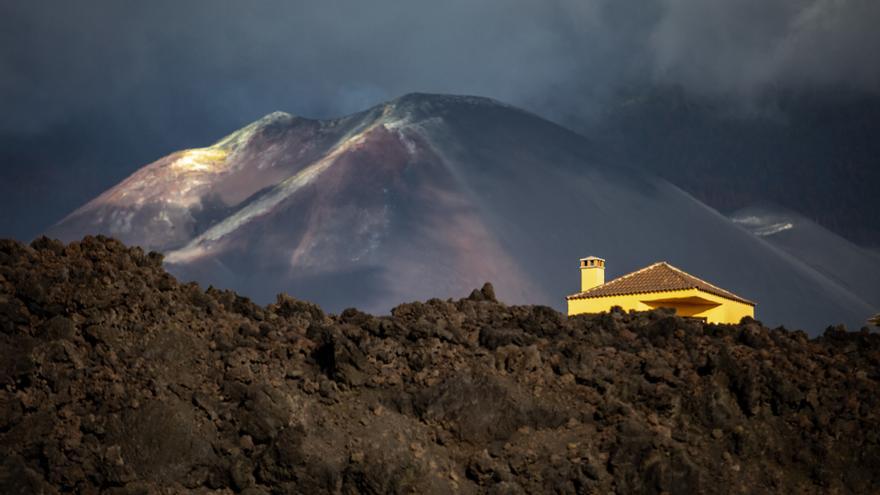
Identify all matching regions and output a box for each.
[211,111,295,152]
[755,222,794,236]
[82,111,293,208]
[164,114,393,264]
[170,147,229,173]
[373,98,446,158]
[384,115,443,157]
[166,102,444,268]
[732,215,795,237]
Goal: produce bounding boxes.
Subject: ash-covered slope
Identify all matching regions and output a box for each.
[591,88,880,248]
[2,237,880,494]
[47,110,358,252]
[47,93,875,331]
[731,203,880,312]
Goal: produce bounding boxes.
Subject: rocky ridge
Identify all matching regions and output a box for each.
[1,236,879,494]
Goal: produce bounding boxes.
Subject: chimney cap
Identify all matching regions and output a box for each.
[579,256,605,262]
[579,256,605,268]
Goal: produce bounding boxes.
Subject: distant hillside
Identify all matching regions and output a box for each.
[45,93,877,331]
[591,88,880,248]
[730,203,880,312]
[1,237,879,493]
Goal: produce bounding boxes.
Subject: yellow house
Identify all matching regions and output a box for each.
[566,256,755,324]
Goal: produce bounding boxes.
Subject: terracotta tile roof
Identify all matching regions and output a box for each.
[566,262,755,306]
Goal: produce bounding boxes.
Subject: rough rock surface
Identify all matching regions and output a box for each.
[1,236,879,494]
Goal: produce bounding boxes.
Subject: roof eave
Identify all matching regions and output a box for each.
[693,287,756,307]
[567,287,695,301]
[567,287,756,306]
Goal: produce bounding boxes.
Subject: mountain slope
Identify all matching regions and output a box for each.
[48,93,876,331]
[591,87,880,247]
[731,203,880,311]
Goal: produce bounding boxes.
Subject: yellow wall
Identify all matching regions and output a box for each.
[580,266,604,292]
[567,288,754,324]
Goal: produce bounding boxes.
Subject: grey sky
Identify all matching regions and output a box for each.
[2,0,878,133]
[1,0,878,240]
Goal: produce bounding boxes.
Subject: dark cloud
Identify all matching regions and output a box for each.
[649,0,880,97]
[0,0,878,238]
[4,0,877,133]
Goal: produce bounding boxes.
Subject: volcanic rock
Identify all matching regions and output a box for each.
[1,236,879,493]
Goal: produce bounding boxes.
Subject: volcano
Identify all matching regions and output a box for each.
[48,94,877,332]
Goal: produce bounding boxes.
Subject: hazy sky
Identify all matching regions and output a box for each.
[1,0,879,239]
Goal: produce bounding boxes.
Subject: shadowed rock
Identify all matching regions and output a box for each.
[1,236,879,493]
